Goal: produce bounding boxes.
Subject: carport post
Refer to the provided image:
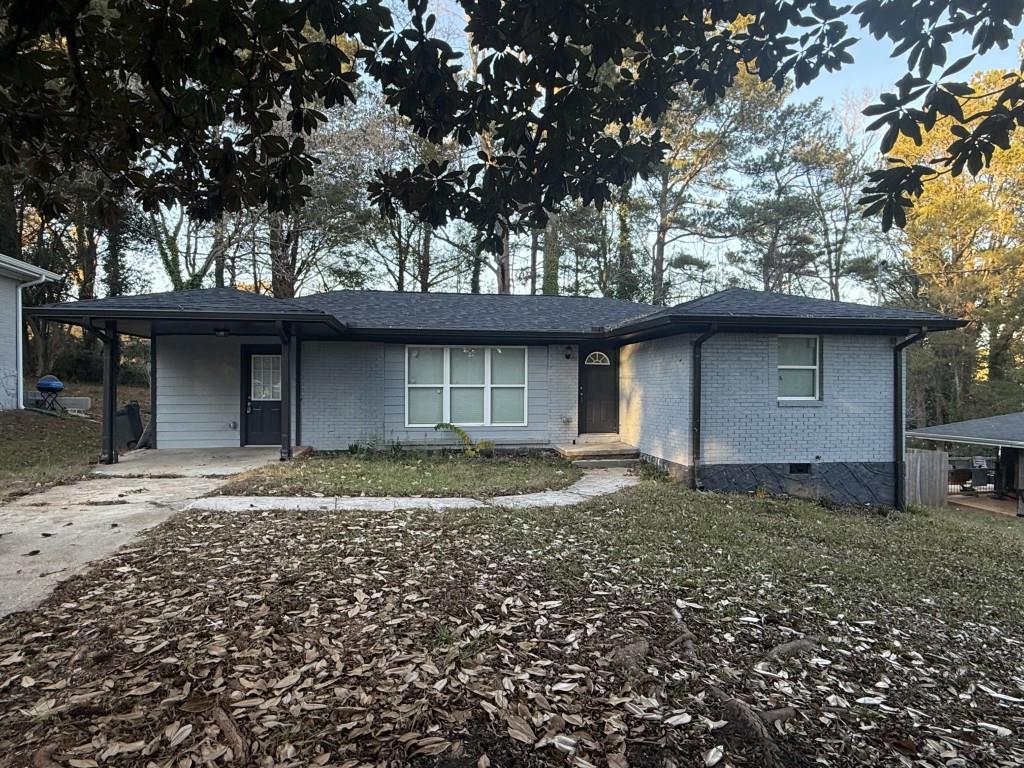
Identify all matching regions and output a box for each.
[100,320,119,465]
[278,322,292,461]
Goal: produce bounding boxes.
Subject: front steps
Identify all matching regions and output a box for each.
[556,436,640,469]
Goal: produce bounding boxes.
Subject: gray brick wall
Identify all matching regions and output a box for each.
[619,332,896,474]
[299,342,578,450]
[619,335,693,469]
[0,276,21,410]
[299,341,385,449]
[700,334,894,464]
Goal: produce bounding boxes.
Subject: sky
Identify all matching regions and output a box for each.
[793,19,1022,110]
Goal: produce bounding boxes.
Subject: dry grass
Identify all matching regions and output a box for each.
[215,451,582,498]
[1,482,1022,767]
[0,380,149,500]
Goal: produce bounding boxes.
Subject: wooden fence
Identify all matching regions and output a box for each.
[906,448,948,509]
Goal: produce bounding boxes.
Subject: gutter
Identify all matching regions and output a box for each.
[894,328,928,510]
[690,324,717,490]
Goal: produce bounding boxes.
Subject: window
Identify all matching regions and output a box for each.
[406,346,527,426]
[584,351,611,366]
[250,354,282,401]
[777,336,820,400]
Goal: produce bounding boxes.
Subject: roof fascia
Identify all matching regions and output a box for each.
[906,432,1024,450]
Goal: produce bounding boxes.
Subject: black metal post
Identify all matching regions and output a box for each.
[690,324,717,490]
[100,320,119,464]
[279,322,292,461]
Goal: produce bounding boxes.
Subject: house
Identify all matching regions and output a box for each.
[0,254,59,409]
[29,286,965,508]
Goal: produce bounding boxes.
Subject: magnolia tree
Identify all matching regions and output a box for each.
[0,0,1021,252]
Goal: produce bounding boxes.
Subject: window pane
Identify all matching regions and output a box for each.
[451,387,484,423]
[779,369,816,398]
[491,387,525,423]
[451,347,485,385]
[408,387,443,424]
[778,337,817,366]
[491,348,526,385]
[408,348,444,385]
[252,355,281,400]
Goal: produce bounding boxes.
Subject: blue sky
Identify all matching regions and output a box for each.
[793,22,1022,109]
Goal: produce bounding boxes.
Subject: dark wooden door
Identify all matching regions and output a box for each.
[579,347,619,433]
[242,347,282,446]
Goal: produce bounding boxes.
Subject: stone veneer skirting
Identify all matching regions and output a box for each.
[698,461,897,507]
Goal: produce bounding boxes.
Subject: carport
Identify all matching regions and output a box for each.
[907,412,1024,517]
[26,289,346,464]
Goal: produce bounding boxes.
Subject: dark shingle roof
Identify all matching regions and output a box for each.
[907,412,1024,448]
[302,290,654,333]
[33,285,964,337]
[615,287,956,328]
[42,286,320,316]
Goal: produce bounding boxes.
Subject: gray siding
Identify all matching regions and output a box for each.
[299,342,578,450]
[156,335,295,448]
[700,334,894,464]
[0,276,20,410]
[619,335,693,471]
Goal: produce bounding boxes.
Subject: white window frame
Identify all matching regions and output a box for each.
[250,354,282,401]
[405,345,529,427]
[777,335,821,401]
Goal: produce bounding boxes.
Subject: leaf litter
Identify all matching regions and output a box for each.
[0,486,1022,767]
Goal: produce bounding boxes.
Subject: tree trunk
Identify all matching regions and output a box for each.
[104,211,126,297]
[495,223,511,294]
[269,214,298,298]
[529,229,540,294]
[214,218,226,288]
[470,244,483,293]
[0,166,19,259]
[542,212,560,295]
[652,170,670,305]
[614,185,639,301]
[418,226,432,292]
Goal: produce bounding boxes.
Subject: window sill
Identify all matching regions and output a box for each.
[777,399,824,408]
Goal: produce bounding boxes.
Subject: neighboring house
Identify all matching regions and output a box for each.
[30,286,964,507]
[0,254,59,409]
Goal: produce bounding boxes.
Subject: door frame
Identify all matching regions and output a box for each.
[578,345,619,434]
[240,344,283,446]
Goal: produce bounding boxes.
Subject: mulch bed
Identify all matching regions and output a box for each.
[1,496,1022,767]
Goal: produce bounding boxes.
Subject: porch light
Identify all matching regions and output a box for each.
[213,328,230,337]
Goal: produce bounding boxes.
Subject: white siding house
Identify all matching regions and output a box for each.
[0,255,59,410]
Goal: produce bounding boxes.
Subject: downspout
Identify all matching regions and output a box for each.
[691,324,717,490]
[894,328,927,511]
[16,274,49,409]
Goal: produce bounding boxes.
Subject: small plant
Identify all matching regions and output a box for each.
[388,439,404,457]
[434,423,493,457]
[348,442,361,455]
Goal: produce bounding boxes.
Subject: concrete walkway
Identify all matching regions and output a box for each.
[190,467,638,513]
[0,448,278,617]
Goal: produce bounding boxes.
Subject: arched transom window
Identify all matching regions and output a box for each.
[584,351,611,366]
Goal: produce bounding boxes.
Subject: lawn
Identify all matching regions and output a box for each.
[0,380,150,501]
[1,483,1022,767]
[214,451,582,498]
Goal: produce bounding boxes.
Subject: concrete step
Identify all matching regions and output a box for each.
[577,432,622,445]
[557,442,639,460]
[573,458,640,469]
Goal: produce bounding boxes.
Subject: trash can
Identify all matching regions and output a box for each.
[115,401,144,449]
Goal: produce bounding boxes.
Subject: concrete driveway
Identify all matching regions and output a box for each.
[0,448,277,617]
